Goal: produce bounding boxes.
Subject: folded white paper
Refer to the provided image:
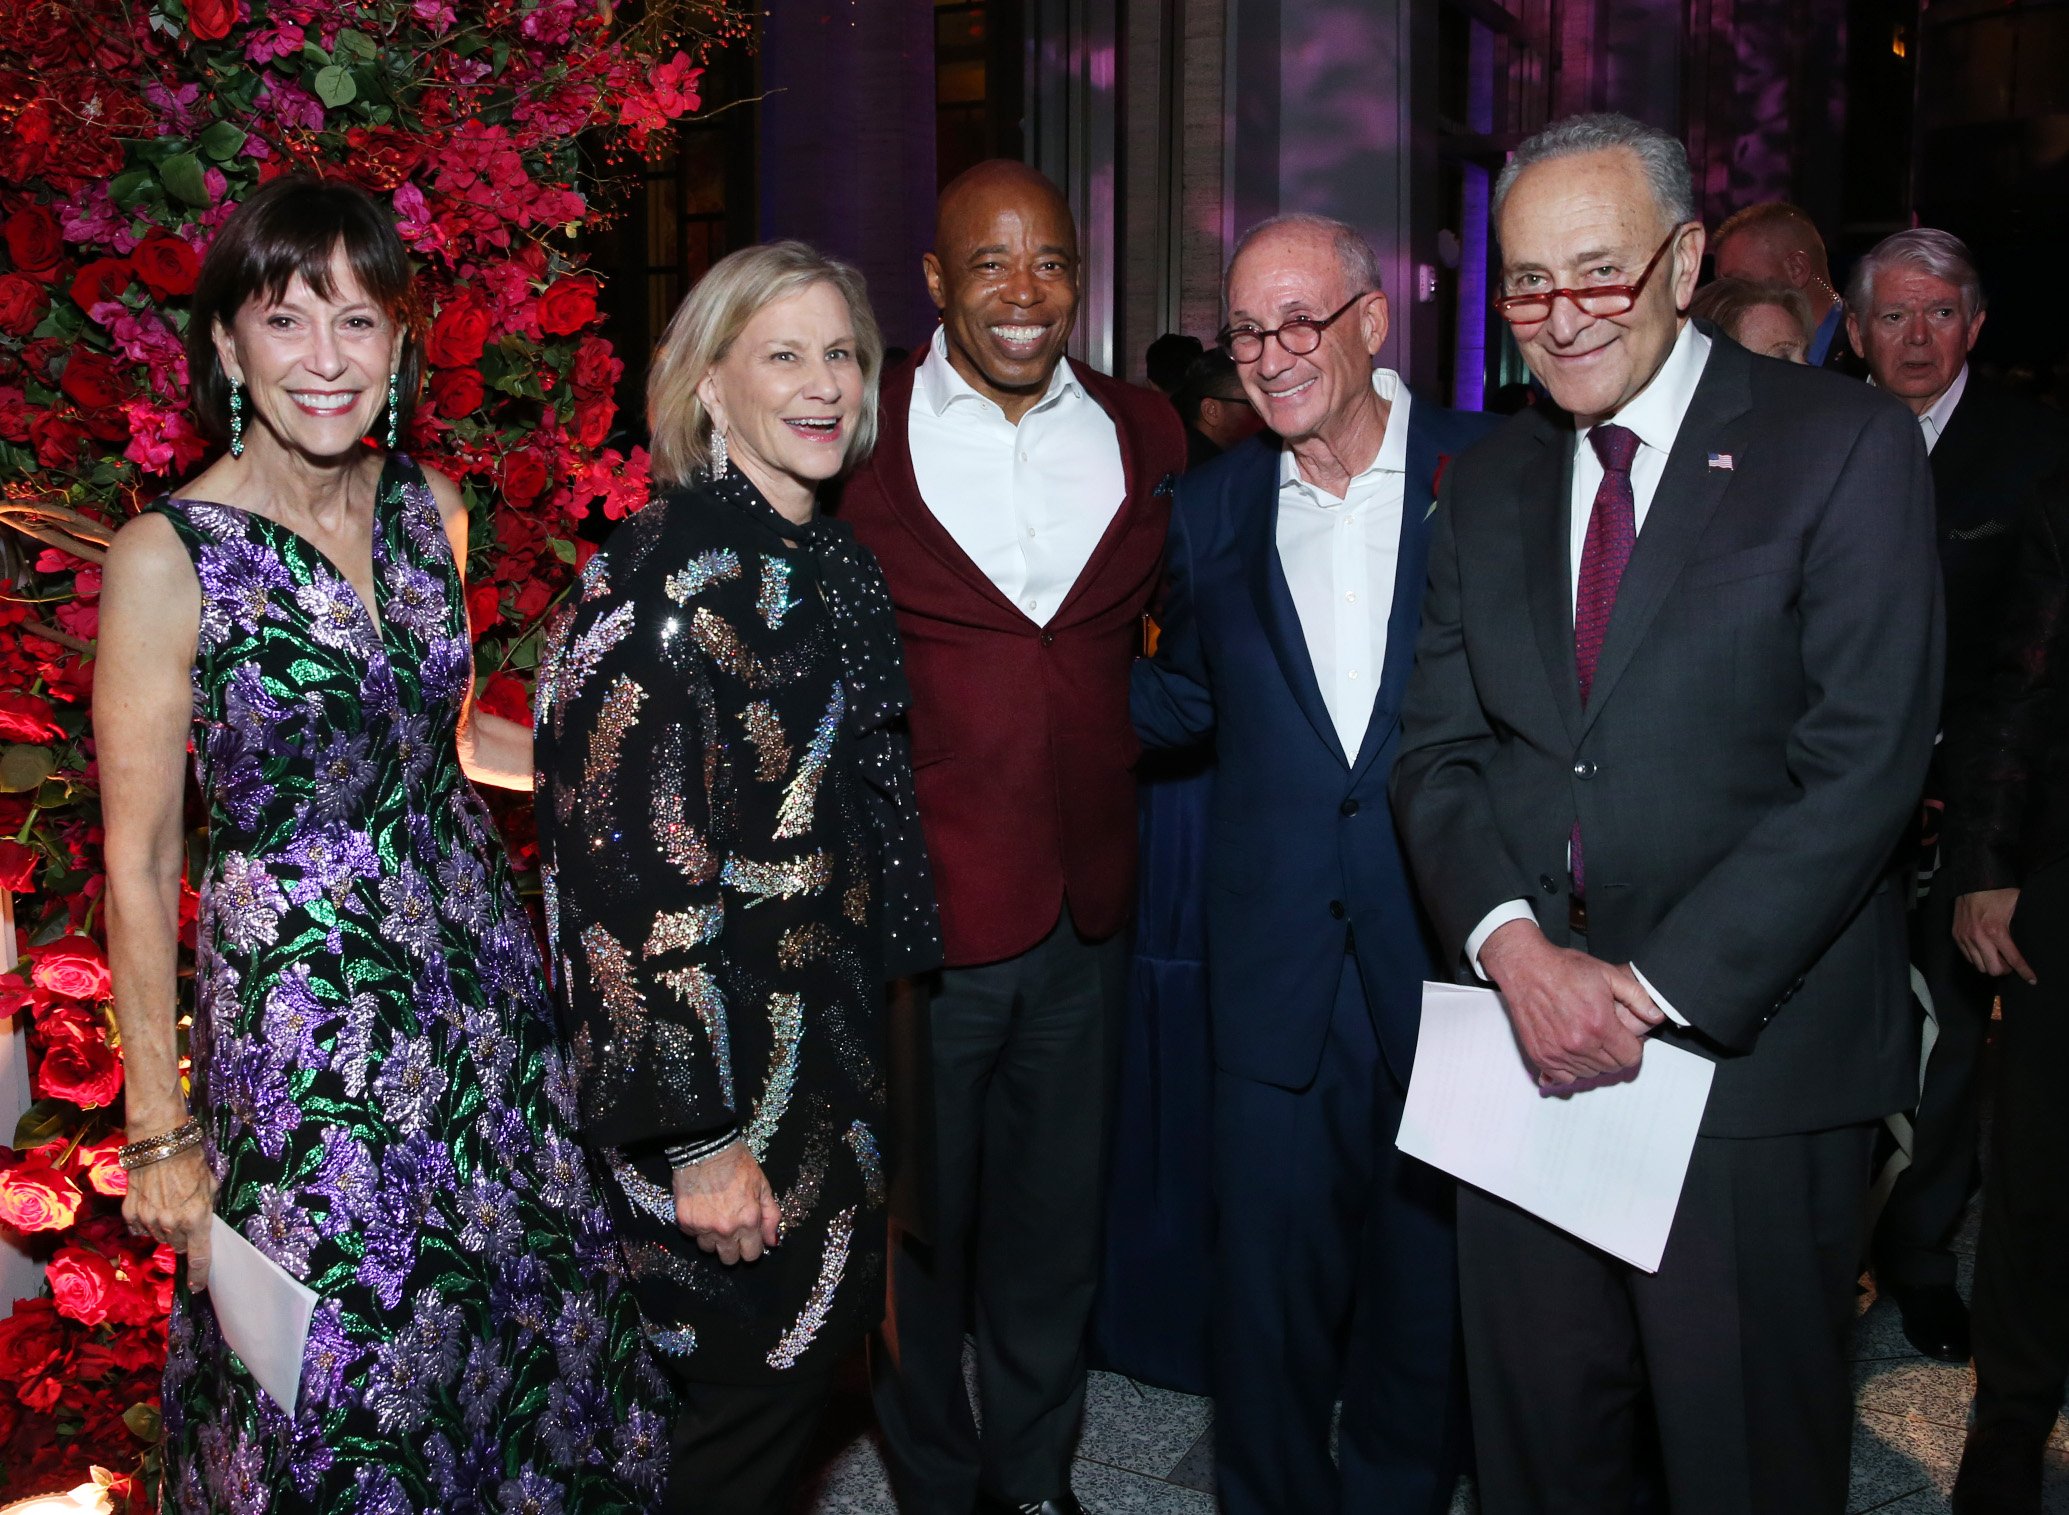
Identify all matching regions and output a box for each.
[1397,981,1715,1272]
[206,1214,319,1416]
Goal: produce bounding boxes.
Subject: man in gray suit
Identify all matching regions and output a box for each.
[1393,114,1943,1514]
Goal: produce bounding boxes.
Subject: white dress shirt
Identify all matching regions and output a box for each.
[1465,321,1716,1026]
[907,326,1126,626]
[1277,370,1413,758]
[1916,363,1968,455]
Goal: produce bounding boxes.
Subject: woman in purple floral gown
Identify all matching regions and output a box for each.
[96,177,668,1511]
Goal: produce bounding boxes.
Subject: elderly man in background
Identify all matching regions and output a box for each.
[1395,114,1940,1513]
[1847,228,2069,1364]
[1133,213,1497,1514]
[1711,200,1861,373]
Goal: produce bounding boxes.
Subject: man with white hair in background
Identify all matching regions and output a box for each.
[1395,114,1941,1513]
[1849,228,2069,1367]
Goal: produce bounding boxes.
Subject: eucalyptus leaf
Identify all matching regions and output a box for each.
[159,152,210,209]
[0,745,57,794]
[198,121,248,162]
[13,1098,76,1150]
[334,28,375,60]
[314,65,358,108]
[123,1404,163,1442]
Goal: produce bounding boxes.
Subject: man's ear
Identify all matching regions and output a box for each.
[922,252,947,315]
[1965,308,1987,354]
[1782,247,1813,289]
[1846,312,1865,361]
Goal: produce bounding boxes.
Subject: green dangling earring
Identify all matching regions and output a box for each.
[385,370,400,450]
[229,377,244,458]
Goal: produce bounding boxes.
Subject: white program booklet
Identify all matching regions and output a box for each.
[1397,981,1715,1272]
[206,1214,319,1416]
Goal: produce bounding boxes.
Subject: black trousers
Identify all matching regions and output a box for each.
[1875,871,1993,1288]
[1211,956,1465,1515]
[663,1371,833,1515]
[871,905,1127,1513]
[1971,858,2069,1435]
[1459,1121,1877,1515]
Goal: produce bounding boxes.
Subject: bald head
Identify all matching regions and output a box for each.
[925,159,1081,422]
[1711,202,1833,305]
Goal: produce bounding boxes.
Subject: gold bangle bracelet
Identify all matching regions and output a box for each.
[119,1118,202,1170]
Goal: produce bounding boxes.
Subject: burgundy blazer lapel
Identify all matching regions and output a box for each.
[870,346,1027,622]
[1052,359,1169,627]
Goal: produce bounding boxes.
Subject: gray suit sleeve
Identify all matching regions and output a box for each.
[1634,401,1944,1048]
[1390,472,1538,958]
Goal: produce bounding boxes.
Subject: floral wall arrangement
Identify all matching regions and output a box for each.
[0,0,741,1497]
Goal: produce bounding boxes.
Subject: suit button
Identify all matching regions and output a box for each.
[1329,900,1346,920]
[1040,632,1055,646]
[1539,874,1559,894]
[1573,760,1597,779]
[1340,799,1359,817]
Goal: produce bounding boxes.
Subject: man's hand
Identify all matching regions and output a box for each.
[1480,920,1665,1087]
[671,1143,781,1264]
[1953,888,2034,985]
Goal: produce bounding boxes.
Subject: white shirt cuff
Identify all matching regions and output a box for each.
[1465,900,1538,980]
[1630,964,1691,1027]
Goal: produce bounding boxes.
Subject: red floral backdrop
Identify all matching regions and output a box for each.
[0,0,742,1498]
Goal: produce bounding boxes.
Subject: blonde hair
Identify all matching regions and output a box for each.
[647,240,885,487]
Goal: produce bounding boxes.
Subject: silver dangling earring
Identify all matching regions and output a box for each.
[385,370,400,450]
[710,425,728,480]
[229,377,244,458]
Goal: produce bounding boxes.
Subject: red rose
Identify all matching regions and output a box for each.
[72,1137,127,1198]
[536,276,601,337]
[58,349,130,412]
[427,294,492,368]
[0,1162,83,1232]
[28,410,90,468]
[28,936,111,1000]
[0,840,37,893]
[571,394,615,449]
[0,273,46,337]
[70,257,132,313]
[0,690,62,743]
[35,1037,123,1108]
[0,1299,71,1405]
[477,671,531,723]
[501,448,550,504]
[46,1248,117,1327]
[570,335,621,398]
[1,205,62,279]
[513,578,553,620]
[130,231,200,301]
[466,581,502,633]
[187,0,236,40]
[427,365,486,417]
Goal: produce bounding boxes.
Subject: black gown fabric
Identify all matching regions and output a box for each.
[535,469,939,1385]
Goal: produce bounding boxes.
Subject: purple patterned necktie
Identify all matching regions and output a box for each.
[1570,422,1641,899]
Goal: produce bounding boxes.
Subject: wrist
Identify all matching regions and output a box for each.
[1480,918,1544,979]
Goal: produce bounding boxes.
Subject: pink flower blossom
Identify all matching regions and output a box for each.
[412,0,458,27]
[122,402,210,478]
[519,0,579,46]
[57,185,134,256]
[391,182,444,254]
[97,309,188,398]
[243,17,306,63]
[255,77,327,134]
[141,82,208,138]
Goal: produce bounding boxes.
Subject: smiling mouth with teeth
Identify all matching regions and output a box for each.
[290,392,359,414]
[991,324,1048,344]
[785,418,841,435]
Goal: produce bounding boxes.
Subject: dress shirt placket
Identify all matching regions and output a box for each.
[1334,505,1370,754]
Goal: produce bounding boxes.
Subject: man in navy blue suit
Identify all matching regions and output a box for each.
[1132,214,1498,1515]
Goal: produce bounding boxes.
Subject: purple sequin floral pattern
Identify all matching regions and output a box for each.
[150,459,669,1512]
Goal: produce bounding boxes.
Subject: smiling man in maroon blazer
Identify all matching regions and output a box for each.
[837,160,1184,1515]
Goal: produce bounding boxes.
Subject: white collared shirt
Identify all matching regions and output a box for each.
[1276,369,1412,758]
[1917,364,1968,455]
[907,326,1126,626]
[1466,320,1716,1027]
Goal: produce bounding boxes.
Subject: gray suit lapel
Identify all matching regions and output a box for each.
[1521,417,1583,745]
[1576,340,1756,740]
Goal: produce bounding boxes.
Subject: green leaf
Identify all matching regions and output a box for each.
[548,537,576,564]
[314,65,358,108]
[158,152,210,209]
[198,121,247,162]
[122,1403,163,1443]
[301,40,332,66]
[334,27,375,60]
[108,168,155,209]
[13,1099,76,1149]
[0,745,56,794]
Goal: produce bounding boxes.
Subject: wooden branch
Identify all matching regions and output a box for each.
[26,621,93,656]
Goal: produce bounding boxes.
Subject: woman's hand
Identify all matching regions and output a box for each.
[123,1146,218,1290]
[671,1143,781,1264]
[1954,887,2034,984]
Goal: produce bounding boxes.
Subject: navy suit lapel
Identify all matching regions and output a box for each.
[1246,443,1349,767]
[1348,414,1440,782]
[1576,340,1754,740]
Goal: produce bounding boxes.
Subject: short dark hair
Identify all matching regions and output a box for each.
[1146,332,1205,394]
[185,175,424,445]
[1173,349,1246,426]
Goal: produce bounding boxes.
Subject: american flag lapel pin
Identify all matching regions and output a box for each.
[1707,452,1735,471]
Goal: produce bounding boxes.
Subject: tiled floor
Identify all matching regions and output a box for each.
[798,1201,2069,1513]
